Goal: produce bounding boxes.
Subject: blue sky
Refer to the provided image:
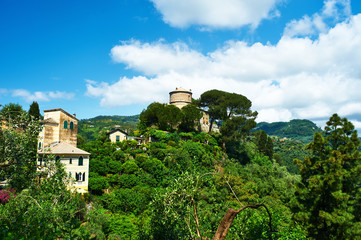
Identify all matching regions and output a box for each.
[1,0,361,129]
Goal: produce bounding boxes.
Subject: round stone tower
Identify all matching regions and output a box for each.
[169,87,192,108]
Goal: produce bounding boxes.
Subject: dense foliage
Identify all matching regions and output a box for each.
[1,92,361,239]
[292,114,361,239]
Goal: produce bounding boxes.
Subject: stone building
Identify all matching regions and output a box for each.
[169,87,192,109]
[38,108,90,193]
[169,87,218,132]
[38,108,78,149]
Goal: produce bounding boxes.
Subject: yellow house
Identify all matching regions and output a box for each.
[38,142,90,193]
[107,129,128,143]
[38,108,90,193]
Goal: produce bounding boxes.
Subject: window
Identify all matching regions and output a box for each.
[70,121,74,130]
[69,158,72,164]
[116,135,120,142]
[55,156,60,162]
[78,156,83,166]
[38,142,41,149]
[69,172,72,179]
[38,157,42,166]
[64,121,68,129]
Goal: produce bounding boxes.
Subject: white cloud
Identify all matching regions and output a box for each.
[110,40,207,76]
[88,5,361,126]
[284,0,351,37]
[11,89,75,102]
[150,0,281,29]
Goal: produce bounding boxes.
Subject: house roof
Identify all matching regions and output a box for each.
[169,87,192,94]
[107,128,128,136]
[44,108,79,121]
[38,142,90,156]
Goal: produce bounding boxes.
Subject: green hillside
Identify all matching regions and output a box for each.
[254,119,322,143]
[78,115,139,141]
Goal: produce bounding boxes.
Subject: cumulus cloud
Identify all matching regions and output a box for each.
[88,2,361,126]
[150,0,281,29]
[11,89,75,102]
[284,0,351,37]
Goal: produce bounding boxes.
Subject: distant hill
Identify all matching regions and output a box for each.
[254,119,322,143]
[78,115,139,141]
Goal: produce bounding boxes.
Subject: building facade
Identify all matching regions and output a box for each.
[38,108,90,193]
[169,87,192,109]
[107,129,128,143]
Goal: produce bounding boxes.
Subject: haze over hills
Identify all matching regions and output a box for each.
[78,115,321,143]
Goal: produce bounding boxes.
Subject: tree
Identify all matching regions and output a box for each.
[0,160,85,239]
[199,90,257,156]
[179,104,203,132]
[139,102,165,128]
[255,130,273,159]
[0,112,41,191]
[0,103,25,124]
[198,90,227,134]
[28,101,41,120]
[293,114,361,239]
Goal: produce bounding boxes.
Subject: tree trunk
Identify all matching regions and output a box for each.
[212,204,272,240]
[212,208,240,240]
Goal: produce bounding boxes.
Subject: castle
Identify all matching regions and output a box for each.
[169,87,214,132]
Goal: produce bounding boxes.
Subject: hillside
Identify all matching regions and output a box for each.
[78,115,139,141]
[254,119,322,143]
[79,116,321,143]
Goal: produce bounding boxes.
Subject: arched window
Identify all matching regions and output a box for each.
[63,121,68,129]
[70,122,74,130]
[38,142,41,149]
[78,156,83,166]
[78,172,82,181]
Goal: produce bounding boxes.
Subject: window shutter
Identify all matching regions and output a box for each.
[83,172,85,182]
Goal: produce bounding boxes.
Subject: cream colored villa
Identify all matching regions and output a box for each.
[37,108,90,193]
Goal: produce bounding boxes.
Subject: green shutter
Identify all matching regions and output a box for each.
[78,156,83,166]
[64,121,68,129]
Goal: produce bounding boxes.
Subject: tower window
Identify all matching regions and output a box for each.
[64,121,68,129]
